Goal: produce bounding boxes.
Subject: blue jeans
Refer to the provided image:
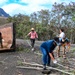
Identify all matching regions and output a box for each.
[40,47,51,66]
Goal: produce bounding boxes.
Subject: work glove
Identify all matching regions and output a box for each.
[62,39,65,42]
[2,39,4,42]
[53,59,57,64]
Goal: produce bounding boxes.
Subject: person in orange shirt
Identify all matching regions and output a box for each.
[27,28,38,51]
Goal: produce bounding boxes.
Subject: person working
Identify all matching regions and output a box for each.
[57,28,66,57]
[0,32,3,48]
[57,28,70,58]
[40,37,59,70]
[59,28,65,43]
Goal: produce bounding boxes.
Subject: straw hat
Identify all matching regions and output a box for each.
[31,28,34,30]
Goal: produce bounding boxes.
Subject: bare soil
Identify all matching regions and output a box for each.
[0,39,75,75]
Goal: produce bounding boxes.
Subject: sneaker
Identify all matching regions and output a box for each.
[43,65,46,70]
[31,48,34,51]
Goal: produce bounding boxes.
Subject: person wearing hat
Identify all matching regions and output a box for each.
[27,28,38,51]
[40,37,59,70]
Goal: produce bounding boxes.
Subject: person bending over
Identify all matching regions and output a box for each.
[40,37,59,70]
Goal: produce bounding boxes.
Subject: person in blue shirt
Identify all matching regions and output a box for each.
[40,37,59,70]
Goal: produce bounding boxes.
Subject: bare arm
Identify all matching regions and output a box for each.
[49,53,55,61]
[27,32,31,37]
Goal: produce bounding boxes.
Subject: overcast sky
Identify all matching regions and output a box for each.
[0,0,75,16]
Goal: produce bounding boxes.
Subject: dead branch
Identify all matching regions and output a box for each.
[16,62,74,75]
[16,66,42,70]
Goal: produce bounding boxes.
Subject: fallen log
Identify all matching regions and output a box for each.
[16,66,51,75]
[16,62,74,75]
[34,52,75,71]
[17,66,42,70]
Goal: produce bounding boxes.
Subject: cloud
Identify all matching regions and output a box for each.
[2,4,26,16]
[0,0,7,4]
[2,2,50,16]
[21,0,59,5]
[1,0,75,16]
[0,0,8,6]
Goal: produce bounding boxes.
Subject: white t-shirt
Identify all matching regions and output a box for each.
[59,32,65,39]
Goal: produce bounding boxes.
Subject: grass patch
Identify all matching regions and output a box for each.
[17,60,23,66]
[72,48,75,52]
[16,46,31,53]
[0,61,5,64]
[70,47,75,52]
[16,46,24,51]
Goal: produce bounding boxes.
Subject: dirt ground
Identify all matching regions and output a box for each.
[0,39,75,75]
